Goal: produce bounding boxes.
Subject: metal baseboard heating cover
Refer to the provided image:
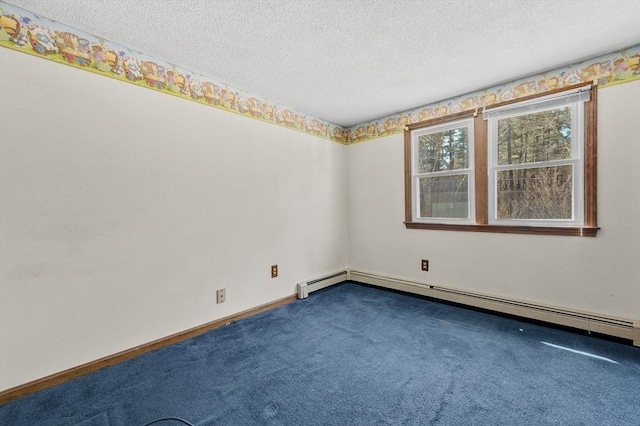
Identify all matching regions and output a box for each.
[348,270,640,347]
[296,270,349,299]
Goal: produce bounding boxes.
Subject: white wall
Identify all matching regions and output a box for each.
[2,45,639,392]
[0,48,349,390]
[348,81,640,321]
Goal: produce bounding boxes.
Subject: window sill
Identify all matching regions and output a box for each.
[404,222,599,237]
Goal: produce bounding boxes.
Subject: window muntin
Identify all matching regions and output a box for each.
[411,118,474,223]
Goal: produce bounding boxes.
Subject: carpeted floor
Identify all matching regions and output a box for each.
[1,282,639,425]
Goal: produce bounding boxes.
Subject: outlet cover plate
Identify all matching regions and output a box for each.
[421,259,429,271]
[216,289,226,303]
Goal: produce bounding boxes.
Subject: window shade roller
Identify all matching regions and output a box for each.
[482,86,591,120]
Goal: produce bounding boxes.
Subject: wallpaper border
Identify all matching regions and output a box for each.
[0,1,349,144]
[347,45,639,144]
[1,1,638,145]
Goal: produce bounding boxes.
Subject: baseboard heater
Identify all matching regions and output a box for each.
[349,270,640,347]
[296,270,349,299]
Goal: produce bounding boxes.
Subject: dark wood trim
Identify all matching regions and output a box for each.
[473,115,488,224]
[584,86,598,228]
[404,127,413,223]
[0,294,298,405]
[406,109,476,131]
[404,221,599,237]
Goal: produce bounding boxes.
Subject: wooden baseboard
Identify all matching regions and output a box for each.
[0,294,298,405]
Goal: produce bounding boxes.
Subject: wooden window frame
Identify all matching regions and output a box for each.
[404,82,598,237]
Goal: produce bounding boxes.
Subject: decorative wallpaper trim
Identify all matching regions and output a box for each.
[0,2,349,144]
[0,2,638,146]
[347,45,640,143]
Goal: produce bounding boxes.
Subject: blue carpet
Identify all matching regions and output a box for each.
[1,282,639,425]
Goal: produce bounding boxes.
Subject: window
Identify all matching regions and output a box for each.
[410,118,475,223]
[404,83,598,237]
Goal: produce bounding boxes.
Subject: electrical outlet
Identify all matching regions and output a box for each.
[271,265,278,278]
[421,259,429,271]
[216,288,226,304]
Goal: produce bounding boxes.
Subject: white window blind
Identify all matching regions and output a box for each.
[482,86,591,120]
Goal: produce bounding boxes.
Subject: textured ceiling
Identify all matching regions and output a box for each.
[6,0,640,127]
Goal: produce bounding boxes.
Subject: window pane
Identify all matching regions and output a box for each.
[497,107,572,166]
[419,175,469,219]
[418,126,469,173]
[496,165,573,220]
